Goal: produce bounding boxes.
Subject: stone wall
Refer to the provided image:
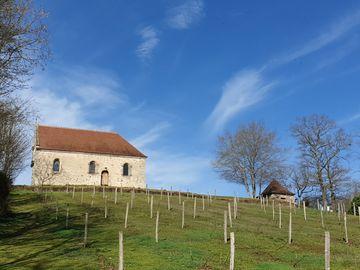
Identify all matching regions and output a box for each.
[269,194,295,204]
[31,149,146,188]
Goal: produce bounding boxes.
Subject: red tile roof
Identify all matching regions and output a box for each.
[261,180,294,196]
[36,125,146,158]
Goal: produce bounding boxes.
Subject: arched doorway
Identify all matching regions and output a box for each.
[101,170,109,186]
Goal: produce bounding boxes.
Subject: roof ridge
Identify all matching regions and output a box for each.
[38,124,117,134]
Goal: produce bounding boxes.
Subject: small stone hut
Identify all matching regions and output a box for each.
[261,180,295,203]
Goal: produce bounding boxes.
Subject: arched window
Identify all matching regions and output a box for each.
[53,159,60,173]
[89,161,96,174]
[123,163,129,176]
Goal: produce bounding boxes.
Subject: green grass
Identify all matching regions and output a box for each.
[0,188,360,269]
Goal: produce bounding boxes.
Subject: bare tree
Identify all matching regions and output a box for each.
[31,156,55,190]
[325,156,350,205]
[289,165,314,201]
[213,122,286,198]
[0,0,49,96]
[291,115,351,208]
[0,0,49,215]
[0,99,31,178]
[0,98,32,215]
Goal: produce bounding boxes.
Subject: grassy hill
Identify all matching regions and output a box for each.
[0,187,359,269]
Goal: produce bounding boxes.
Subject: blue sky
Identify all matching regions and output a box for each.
[16,0,360,196]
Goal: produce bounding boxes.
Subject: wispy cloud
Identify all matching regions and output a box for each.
[206,70,275,132]
[338,112,360,126]
[21,66,125,131]
[166,0,204,30]
[267,9,360,68]
[136,26,160,61]
[131,122,170,149]
[207,9,360,133]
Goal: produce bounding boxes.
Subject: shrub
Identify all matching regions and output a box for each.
[0,172,12,216]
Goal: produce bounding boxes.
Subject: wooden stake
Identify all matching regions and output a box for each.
[288,211,292,244]
[155,211,159,243]
[83,213,88,247]
[104,196,108,218]
[229,232,235,270]
[320,209,324,228]
[130,190,134,209]
[150,195,154,218]
[66,206,69,229]
[193,197,197,219]
[167,192,171,211]
[103,186,105,198]
[72,187,75,199]
[124,202,129,229]
[118,231,123,270]
[55,202,59,220]
[120,184,123,196]
[178,191,181,205]
[358,207,360,224]
[272,200,275,221]
[279,203,282,229]
[303,201,307,221]
[228,202,233,228]
[115,187,118,204]
[325,231,330,270]
[66,183,69,193]
[81,187,84,204]
[224,210,227,243]
[233,197,237,219]
[337,203,341,221]
[344,212,348,243]
[182,201,185,229]
[202,195,205,211]
[160,188,163,200]
[353,203,356,216]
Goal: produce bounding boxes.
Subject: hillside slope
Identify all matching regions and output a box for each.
[0,188,359,269]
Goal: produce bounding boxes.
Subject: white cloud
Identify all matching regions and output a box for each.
[136,26,160,61]
[131,122,170,149]
[207,9,360,133]
[21,66,125,131]
[338,112,360,126]
[166,0,204,30]
[206,70,274,132]
[268,9,360,68]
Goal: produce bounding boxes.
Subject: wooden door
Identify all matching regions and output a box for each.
[101,171,109,186]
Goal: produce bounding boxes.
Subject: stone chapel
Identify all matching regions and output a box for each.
[31,125,146,188]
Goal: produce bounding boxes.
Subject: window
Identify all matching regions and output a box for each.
[123,163,129,176]
[53,159,60,173]
[89,161,96,174]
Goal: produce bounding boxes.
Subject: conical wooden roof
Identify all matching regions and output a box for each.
[261,180,294,196]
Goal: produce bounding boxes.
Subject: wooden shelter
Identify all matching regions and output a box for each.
[261,180,295,203]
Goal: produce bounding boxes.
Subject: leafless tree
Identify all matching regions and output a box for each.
[0,0,49,96]
[213,122,286,198]
[32,156,55,190]
[0,98,31,178]
[289,165,314,201]
[291,115,351,208]
[0,98,33,215]
[325,156,351,205]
